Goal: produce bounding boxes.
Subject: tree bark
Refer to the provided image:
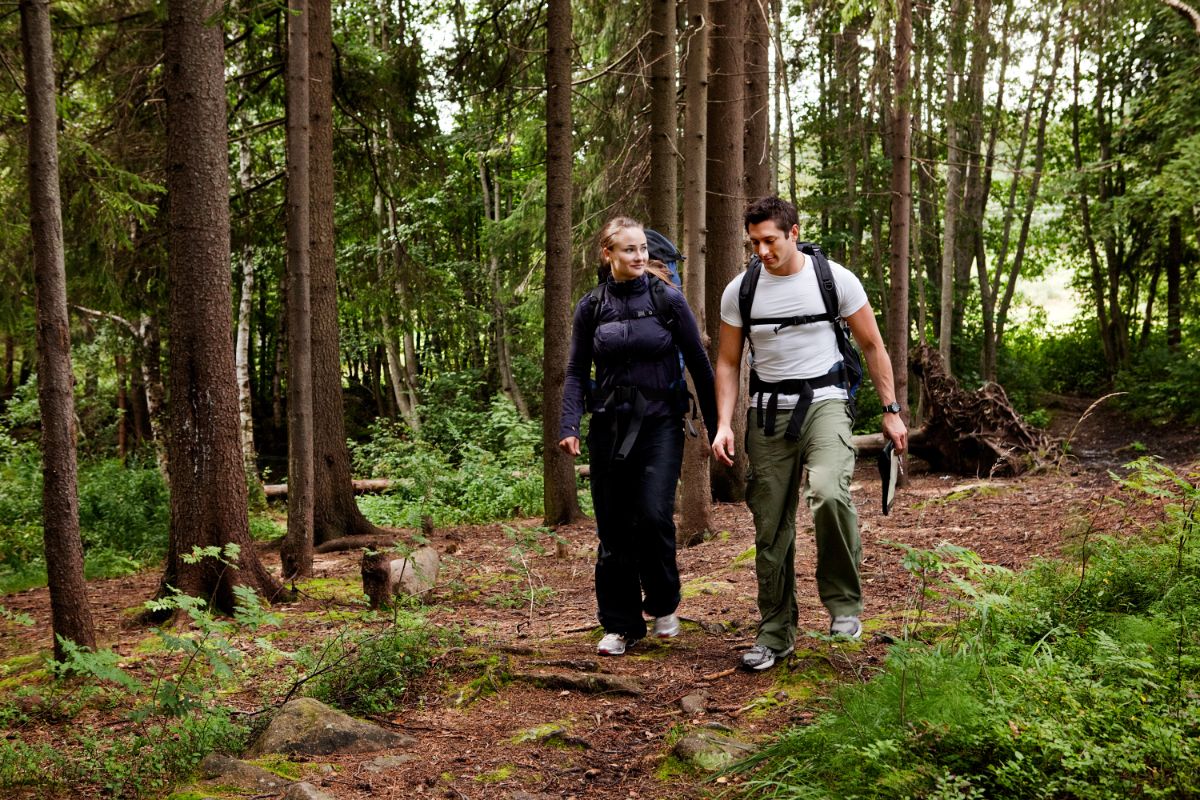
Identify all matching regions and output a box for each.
[679,0,712,545]
[650,0,678,240]
[938,0,969,374]
[744,0,770,199]
[1167,215,1182,350]
[308,0,383,543]
[706,0,747,502]
[888,0,913,416]
[235,142,258,481]
[20,0,97,660]
[160,0,283,612]
[543,0,583,525]
[281,0,314,580]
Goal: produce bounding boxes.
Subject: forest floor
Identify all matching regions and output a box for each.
[2,400,1198,800]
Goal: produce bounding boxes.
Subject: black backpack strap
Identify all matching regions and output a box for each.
[738,257,763,350]
[800,242,863,419]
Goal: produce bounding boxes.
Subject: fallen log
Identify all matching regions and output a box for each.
[906,344,1059,476]
[263,478,393,498]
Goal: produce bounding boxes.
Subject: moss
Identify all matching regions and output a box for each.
[655,753,693,780]
[476,765,514,782]
[296,576,369,605]
[914,483,1014,509]
[681,579,735,599]
[247,754,304,781]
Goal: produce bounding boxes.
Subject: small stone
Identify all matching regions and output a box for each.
[679,692,708,715]
[284,783,336,800]
[364,754,420,772]
[247,697,415,757]
[673,731,755,772]
[198,753,287,791]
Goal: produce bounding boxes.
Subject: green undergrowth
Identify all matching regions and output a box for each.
[733,458,1200,799]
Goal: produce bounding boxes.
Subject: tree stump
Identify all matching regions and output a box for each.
[908,344,1059,476]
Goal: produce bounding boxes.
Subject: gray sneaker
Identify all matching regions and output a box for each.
[598,632,636,655]
[740,643,794,671]
[830,615,862,639]
[652,613,680,638]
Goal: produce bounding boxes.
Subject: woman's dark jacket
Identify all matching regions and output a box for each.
[559,275,717,443]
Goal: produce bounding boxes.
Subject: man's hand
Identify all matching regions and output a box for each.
[882,413,907,454]
[711,425,736,466]
[558,436,580,457]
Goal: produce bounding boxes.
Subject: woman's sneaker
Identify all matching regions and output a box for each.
[652,613,680,638]
[598,632,633,655]
[740,643,794,671]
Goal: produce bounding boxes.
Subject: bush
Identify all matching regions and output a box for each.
[1116,342,1200,427]
[304,607,456,715]
[0,447,168,591]
[350,394,545,526]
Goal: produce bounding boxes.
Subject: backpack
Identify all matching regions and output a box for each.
[737,241,864,437]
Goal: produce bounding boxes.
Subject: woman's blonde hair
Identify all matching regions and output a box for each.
[596,216,672,284]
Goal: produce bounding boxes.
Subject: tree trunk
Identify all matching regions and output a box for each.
[281,0,314,580]
[744,0,770,199]
[479,156,530,418]
[543,0,583,526]
[160,0,283,612]
[1167,215,1182,350]
[679,0,711,545]
[888,0,913,415]
[235,142,258,481]
[20,0,96,660]
[308,0,382,543]
[649,0,678,240]
[938,0,969,374]
[115,352,128,458]
[706,0,747,502]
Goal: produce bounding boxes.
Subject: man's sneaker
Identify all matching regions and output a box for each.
[652,613,681,639]
[740,643,794,671]
[830,615,862,639]
[598,632,633,655]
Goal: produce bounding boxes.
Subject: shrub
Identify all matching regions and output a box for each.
[304,606,456,715]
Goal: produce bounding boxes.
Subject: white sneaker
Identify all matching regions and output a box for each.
[830,615,862,639]
[652,613,680,638]
[597,632,630,655]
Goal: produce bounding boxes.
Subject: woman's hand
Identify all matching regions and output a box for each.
[558,436,581,457]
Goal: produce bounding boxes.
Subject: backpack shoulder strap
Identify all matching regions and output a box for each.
[585,283,607,333]
[800,242,840,321]
[648,276,678,330]
[738,257,763,345]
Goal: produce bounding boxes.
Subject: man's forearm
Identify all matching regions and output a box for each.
[715,358,739,428]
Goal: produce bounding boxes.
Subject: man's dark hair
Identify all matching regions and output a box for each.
[743,195,798,234]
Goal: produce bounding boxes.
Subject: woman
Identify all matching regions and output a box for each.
[559,216,717,656]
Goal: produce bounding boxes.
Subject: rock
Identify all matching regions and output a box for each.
[247,697,416,757]
[361,546,441,607]
[364,754,420,772]
[284,783,336,800]
[510,792,557,800]
[679,692,708,715]
[673,731,755,772]
[511,671,642,695]
[198,753,289,792]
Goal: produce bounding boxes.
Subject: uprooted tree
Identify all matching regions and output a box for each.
[855,345,1059,477]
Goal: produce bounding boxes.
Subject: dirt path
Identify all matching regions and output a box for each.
[1,403,1195,800]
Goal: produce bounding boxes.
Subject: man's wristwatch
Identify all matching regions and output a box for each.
[881,402,902,414]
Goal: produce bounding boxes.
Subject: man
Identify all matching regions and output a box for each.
[711,196,907,671]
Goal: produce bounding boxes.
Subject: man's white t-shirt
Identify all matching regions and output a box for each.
[719,252,868,409]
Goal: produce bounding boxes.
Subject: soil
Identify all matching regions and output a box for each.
[1,400,1197,800]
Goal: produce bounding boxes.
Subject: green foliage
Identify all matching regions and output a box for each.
[0,708,246,799]
[737,462,1200,798]
[351,392,544,526]
[1115,342,1200,427]
[303,605,457,715]
[0,445,168,591]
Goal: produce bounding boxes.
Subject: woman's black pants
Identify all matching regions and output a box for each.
[588,413,684,640]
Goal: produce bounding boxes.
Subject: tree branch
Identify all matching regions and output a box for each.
[1163,0,1200,35]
